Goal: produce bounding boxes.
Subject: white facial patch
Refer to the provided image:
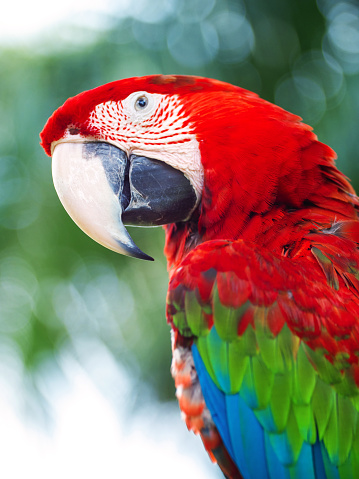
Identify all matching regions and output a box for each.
[88,92,203,200]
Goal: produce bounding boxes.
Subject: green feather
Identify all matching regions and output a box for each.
[251,355,274,409]
[324,394,339,465]
[323,394,357,466]
[320,442,341,479]
[334,370,358,397]
[191,300,359,474]
[202,325,247,393]
[256,323,299,374]
[172,310,192,337]
[337,460,351,479]
[196,327,251,394]
[292,403,317,443]
[337,396,356,464]
[214,304,240,341]
[312,379,335,440]
[352,423,359,457]
[240,356,260,409]
[255,406,277,432]
[196,334,219,386]
[212,284,236,341]
[302,343,343,385]
[285,408,304,464]
[213,284,253,341]
[292,345,317,405]
[349,440,359,479]
[337,453,359,479]
[268,408,303,465]
[185,290,211,337]
[269,371,292,432]
[198,327,228,389]
[240,324,257,356]
[255,322,288,374]
[277,325,300,372]
[227,339,250,393]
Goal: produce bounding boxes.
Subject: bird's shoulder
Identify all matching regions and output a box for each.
[167,224,359,392]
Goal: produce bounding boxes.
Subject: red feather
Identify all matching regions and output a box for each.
[40,75,359,477]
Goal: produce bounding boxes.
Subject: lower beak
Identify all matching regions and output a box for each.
[51,141,197,260]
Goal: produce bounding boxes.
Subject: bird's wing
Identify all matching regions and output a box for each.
[167,234,359,479]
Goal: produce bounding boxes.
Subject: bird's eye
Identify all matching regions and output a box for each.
[135,95,149,111]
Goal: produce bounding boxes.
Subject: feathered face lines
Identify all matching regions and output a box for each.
[40,75,253,157]
[43,74,346,239]
[88,93,194,149]
[83,91,203,197]
[41,82,206,199]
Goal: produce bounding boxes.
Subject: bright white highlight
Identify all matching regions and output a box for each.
[0,347,221,479]
[0,0,115,44]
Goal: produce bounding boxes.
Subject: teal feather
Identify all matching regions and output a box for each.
[194,323,359,478]
[264,432,291,479]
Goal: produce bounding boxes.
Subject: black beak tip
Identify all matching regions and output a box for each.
[140,253,155,262]
[117,240,154,261]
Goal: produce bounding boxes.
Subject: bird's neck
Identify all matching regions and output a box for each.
[164,197,359,270]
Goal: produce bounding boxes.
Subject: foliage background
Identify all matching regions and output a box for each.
[1,0,358,477]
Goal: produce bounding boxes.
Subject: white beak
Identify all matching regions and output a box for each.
[52,142,153,260]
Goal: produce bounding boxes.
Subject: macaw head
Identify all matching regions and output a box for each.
[40,75,354,263]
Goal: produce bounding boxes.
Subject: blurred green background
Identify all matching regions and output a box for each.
[1,0,359,477]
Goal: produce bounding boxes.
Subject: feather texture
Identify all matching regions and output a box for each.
[167,234,359,477]
[39,75,359,478]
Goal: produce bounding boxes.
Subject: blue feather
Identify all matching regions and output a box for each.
[233,394,270,478]
[193,336,344,479]
[204,326,232,392]
[264,432,291,479]
[269,430,297,465]
[290,441,316,479]
[319,442,341,479]
[313,440,329,479]
[194,343,271,478]
[224,394,250,478]
[192,344,235,460]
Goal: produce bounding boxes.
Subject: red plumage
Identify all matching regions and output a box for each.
[41,75,359,478]
[41,72,359,391]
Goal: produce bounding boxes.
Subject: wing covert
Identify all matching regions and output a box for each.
[167,238,359,478]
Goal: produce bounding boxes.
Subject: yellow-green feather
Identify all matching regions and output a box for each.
[172,274,359,476]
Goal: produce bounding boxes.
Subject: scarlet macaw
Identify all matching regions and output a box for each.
[40,75,359,479]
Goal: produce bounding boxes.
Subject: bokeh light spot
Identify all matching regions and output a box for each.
[292,51,344,109]
[132,21,168,51]
[167,21,219,67]
[176,0,216,24]
[324,2,359,74]
[212,11,254,64]
[0,256,37,333]
[275,74,326,125]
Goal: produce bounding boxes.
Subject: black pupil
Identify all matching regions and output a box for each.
[137,97,147,108]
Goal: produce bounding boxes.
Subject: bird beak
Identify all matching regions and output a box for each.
[51,141,197,260]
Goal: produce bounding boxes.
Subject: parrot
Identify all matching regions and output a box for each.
[40,75,359,479]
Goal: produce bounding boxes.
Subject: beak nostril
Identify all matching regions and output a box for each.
[69,128,80,135]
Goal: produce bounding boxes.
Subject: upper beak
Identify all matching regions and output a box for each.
[51,141,197,260]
